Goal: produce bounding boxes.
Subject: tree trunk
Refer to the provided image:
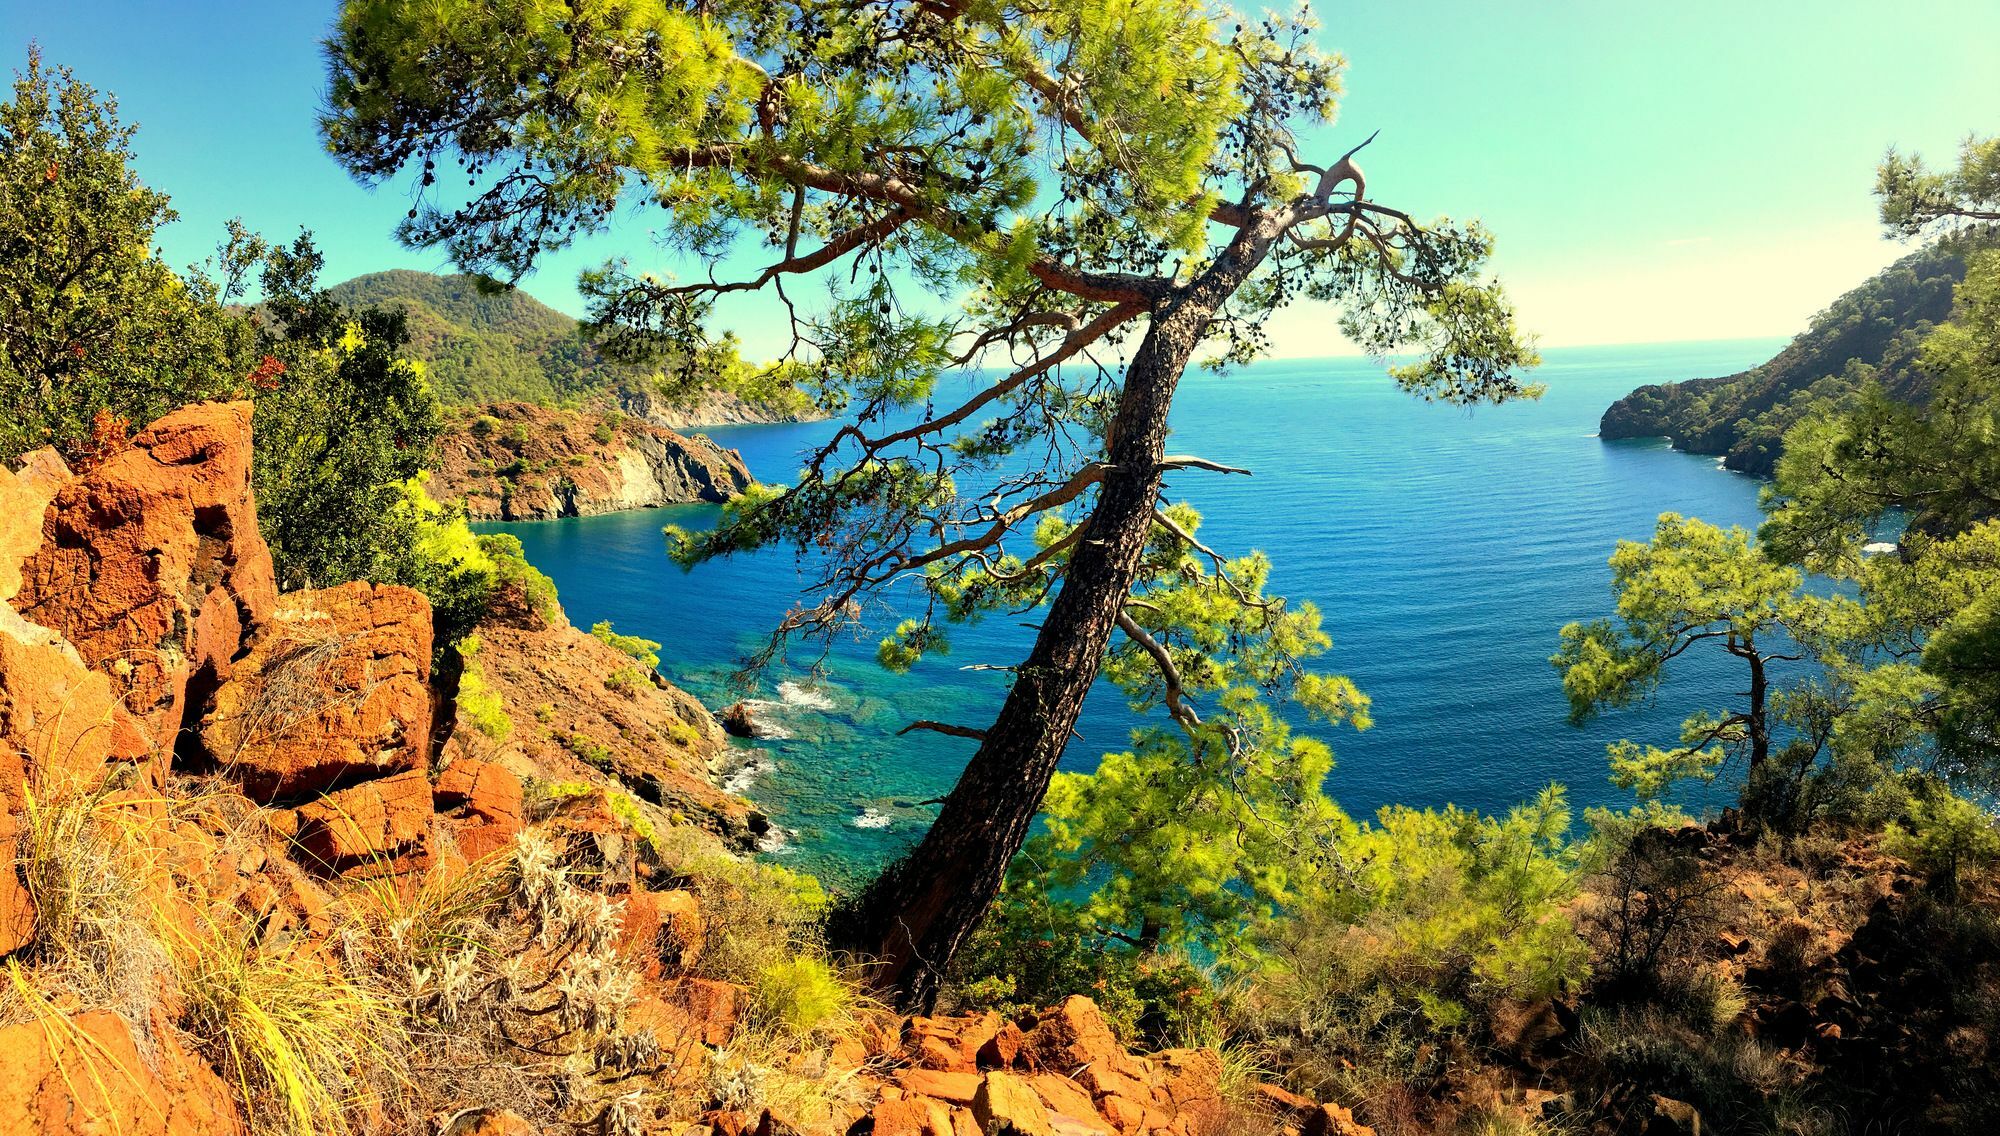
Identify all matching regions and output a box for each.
[1746,650,1769,769]
[862,227,1278,1009]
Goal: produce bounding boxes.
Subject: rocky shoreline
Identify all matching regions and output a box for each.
[429,401,754,521]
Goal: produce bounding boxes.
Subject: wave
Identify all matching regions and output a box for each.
[775,679,838,711]
[721,752,772,794]
[851,808,893,830]
[1863,541,1898,555]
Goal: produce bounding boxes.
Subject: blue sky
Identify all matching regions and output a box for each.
[5,1,1997,360]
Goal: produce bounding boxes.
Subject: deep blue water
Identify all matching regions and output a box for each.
[483,340,1785,884]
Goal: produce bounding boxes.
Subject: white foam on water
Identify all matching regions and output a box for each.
[851,808,893,830]
[1863,541,1898,555]
[775,680,838,711]
[722,754,770,794]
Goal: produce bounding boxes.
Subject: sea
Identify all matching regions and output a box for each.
[482,339,1787,885]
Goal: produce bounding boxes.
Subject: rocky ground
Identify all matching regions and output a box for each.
[0,401,1378,1136]
[429,401,753,521]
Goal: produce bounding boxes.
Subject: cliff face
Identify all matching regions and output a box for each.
[430,401,752,521]
[615,382,815,430]
[1600,240,1973,476]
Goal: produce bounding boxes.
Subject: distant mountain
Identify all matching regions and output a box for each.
[1599,240,1976,476]
[323,270,804,428]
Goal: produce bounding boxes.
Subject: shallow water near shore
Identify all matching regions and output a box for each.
[483,340,1784,885]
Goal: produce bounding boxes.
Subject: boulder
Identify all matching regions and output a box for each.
[0,622,155,797]
[1302,1102,1377,1136]
[867,1095,957,1136]
[434,757,525,861]
[972,1072,1054,1136]
[0,447,68,603]
[721,700,756,738]
[286,768,434,877]
[202,581,433,803]
[442,1108,537,1136]
[1023,996,1124,1075]
[12,402,276,765]
[0,1009,243,1136]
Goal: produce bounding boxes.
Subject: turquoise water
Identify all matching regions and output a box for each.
[485,340,1785,884]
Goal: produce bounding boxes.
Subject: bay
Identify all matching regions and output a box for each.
[482,339,1785,884]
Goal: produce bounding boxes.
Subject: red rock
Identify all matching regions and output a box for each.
[442,1108,536,1136]
[609,889,706,981]
[201,581,432,803]
[673,977,744,1046]
[656,888,706,972]
[895,1069,984,1105]
[13,403,276,765]
[0,808,30,956]
[869,1096,956,1136]
[979,1020,1028,1069]
[1302,1102,1376,1136]
[1149,1047,1222,1116]
[1028,1074,1103,1128]
[1024,996,1124,1075]
[434,757,525,861]
[288,769,434,877]
[0,447,68,602]
[0,1008,243,1135]
[0,621,155,797]
[974,1072,1054,1136]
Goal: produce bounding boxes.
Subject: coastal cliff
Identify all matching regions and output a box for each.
[430,401,752,521]
[1599,240,1972,475]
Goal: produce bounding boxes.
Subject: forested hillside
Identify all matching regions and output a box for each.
[323,270,806,426]
[323,269,609,405]
[1599,240,1976,474]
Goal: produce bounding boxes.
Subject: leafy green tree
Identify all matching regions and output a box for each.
[0,48,253,462]
[322,0,1538,1005]
[1883,785,2000,903]
[1759,136,2000,786]
[1554,514,1829,801]
[249,233,446,592]
[1876,133,2000,239]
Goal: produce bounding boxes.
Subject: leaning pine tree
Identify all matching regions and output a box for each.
[323,0,1540,1006]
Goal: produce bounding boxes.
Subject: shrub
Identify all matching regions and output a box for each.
[454,637,513,741]
[591,620,662,670]
[752,957,852,1039]
[470,414,502,437]
[592,421,615,445]
[1884,786,2000,902]
[171,913,401,1136]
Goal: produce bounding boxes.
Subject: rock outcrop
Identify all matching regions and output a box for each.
[0,1010,245,1136]
[438,574,766,847]
[430,401,752,521]
[200,580,435,803]
[12,402,276,767]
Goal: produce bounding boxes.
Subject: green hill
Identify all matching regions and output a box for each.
[1599,240,1977,476]
[323,269,636,406]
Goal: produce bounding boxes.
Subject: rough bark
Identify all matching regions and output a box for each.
[864,221,1282,1009]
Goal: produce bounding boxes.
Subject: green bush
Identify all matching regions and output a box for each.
[469,414,502,437]
[591,621,661,671]
[752,957,851,1039]
[1884,786,2000,901]
[453,636,512,742]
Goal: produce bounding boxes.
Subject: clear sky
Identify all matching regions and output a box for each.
[5,1,1997,360]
